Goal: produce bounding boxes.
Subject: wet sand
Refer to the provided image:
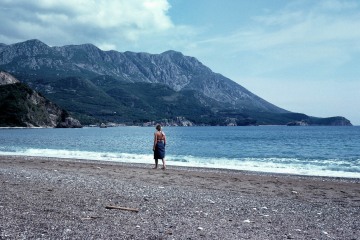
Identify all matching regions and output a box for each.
[1,155,359,239]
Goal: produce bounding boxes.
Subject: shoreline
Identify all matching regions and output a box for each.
[1,152,359,180]
[1,155,359,239]
[10,155,360,180]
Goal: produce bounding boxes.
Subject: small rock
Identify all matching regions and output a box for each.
[243,219,251,223]
[136,225,140,229]
[286,234,294,239]
[322,231,328,235]
[197,227,204,231]
[291,191,298,194]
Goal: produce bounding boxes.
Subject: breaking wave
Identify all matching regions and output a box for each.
[1,148,359,179]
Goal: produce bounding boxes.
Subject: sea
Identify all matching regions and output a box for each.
[0,126,359,179]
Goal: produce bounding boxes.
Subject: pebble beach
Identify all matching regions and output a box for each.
[1,155,359,239]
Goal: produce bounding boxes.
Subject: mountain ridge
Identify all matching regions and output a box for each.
[0,39,352,126]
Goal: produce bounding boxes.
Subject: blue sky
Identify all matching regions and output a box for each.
[0,0,359,124]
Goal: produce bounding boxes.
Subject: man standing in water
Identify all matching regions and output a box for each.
[153,124,166,170]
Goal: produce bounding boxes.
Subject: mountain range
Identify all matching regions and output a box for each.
[0,39,352,126]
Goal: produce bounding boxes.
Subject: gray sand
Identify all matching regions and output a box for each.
[1,156,359,239]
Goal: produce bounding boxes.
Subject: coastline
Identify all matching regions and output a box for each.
[1,155,359,239]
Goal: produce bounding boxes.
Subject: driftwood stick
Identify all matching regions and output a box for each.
[81,216,101,220]
[105,205,139,212]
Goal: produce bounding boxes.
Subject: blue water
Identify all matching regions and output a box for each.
[0,126,359,178]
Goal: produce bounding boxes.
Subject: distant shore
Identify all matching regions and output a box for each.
[1,155,359,239]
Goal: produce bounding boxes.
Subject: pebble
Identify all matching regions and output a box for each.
[286,234,294,239]
[2,156,357,239]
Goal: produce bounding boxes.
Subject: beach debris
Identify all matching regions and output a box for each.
[291,191,298,194]
[243,219,252,223]
[294,229,302,232]
[105,205,139,212]
[136,225,140,229]
[261,206,268,209]
[260,214,270,217]
[208,199,215,204]
[252,208,257,211]
[158,186,165,189]
[322,231,329,235]
[197,227,204,231]
[81,216,100,220]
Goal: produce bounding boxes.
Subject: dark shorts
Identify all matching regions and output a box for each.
[154,141,165,159]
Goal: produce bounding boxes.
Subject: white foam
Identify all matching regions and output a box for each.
[1,149,359,178]
[167,155,360,178]
[0,148,152,164]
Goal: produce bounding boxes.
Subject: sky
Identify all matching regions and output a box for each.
[0,0,359,125]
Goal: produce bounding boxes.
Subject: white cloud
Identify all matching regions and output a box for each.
[0,0,174,48]
[319,0,358,11]
[188,0,360,80]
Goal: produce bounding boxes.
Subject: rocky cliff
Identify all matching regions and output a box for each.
[0,71,82,128]
[0,71,19,85]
